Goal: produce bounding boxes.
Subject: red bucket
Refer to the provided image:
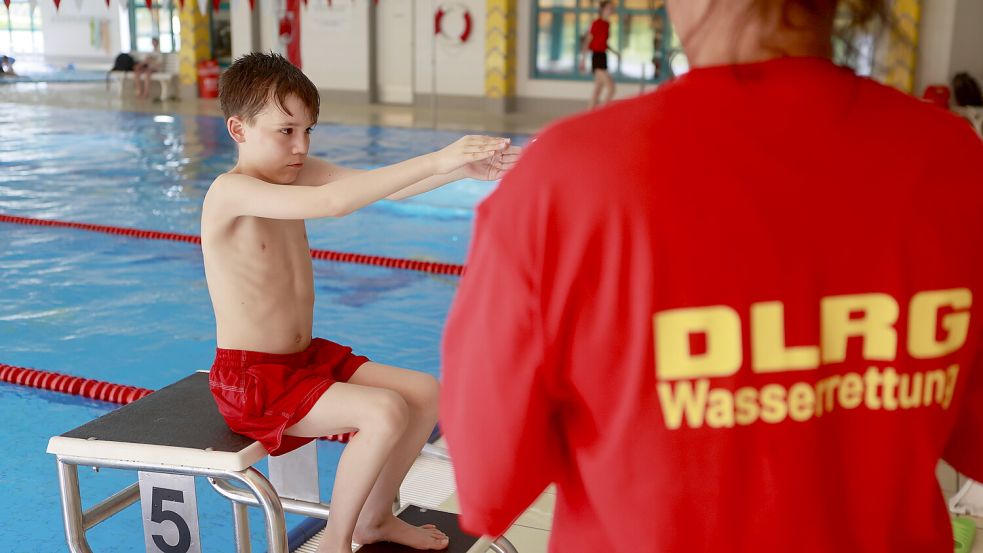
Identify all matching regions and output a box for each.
[197,60,221,99]
[922,85,951,110]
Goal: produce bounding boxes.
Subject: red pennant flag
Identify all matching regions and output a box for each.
[104,0,109,7]
[247,0,253,10]
[53,0,60,9]
[3,0,10,9]
[145,0,152,8]
[177,0,184,8]
[211,0,219,12]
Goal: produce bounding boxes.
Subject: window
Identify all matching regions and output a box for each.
[210,0,232,65]
[0,0,43,55]
[531,0,677,83]
[126,0,180,53]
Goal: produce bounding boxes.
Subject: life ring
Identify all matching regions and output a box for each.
[434,4,472,44]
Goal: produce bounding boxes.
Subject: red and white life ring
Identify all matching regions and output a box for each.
[434,4,472,44]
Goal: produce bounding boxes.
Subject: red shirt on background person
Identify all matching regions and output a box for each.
[588,18,610,53]
[440,1,983,552]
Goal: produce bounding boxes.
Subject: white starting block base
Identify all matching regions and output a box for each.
[952,480,983,517]
[46,371,517,553]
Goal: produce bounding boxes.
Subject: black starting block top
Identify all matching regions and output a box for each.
[46,371,267,471]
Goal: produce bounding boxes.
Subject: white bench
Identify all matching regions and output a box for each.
[46,371,516,553]
[954,106,983,138]
[108,53,180,102]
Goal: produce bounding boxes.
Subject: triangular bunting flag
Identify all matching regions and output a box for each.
[197,0,207,16]
[211,0,219,12]
[145,0,152,8]
[53,0,61,10]
[247,0,253,10]
[3,0,10,10]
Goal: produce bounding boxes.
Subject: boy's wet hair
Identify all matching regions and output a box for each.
[219,52,320,125]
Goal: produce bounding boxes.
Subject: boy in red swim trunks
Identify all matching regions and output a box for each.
[201,52,518,553]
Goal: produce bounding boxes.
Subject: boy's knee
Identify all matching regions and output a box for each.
[366,389,410,434]
[421,374,440,408]
[411,374,441,420]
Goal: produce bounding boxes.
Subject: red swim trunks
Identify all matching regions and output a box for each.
[209,338,370,455]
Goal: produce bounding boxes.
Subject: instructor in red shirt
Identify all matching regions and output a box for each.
[441,0,983,552]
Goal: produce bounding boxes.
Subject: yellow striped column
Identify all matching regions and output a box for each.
[874,0,920,93]
[178,0,213,87]
[485,0,517,113]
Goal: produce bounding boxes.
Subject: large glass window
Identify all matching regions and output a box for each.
[127,0,180,53]
[532,0,675,83]
[0,0,44,55]
[210,0,232,65]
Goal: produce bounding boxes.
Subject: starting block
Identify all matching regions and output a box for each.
[47,371,517,553]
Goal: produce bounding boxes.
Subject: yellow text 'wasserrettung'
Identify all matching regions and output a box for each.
[654,289,969,430]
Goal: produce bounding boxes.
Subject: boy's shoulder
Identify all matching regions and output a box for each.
[207,170,256,195]
[202,171,257,215]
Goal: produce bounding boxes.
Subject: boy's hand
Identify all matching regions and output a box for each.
[433,136,510,175]
[461,144,523,181]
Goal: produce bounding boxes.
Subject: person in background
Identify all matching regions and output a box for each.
[579,1,618,109]
[440,0,983,552]
[133,37,162,99]
[0,55,17,76]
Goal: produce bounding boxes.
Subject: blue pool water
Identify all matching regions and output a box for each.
[0,103,527,551]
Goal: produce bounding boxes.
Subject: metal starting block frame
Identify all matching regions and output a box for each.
[46,371,517,553]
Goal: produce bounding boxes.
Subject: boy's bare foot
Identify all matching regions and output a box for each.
[354,515,449,550]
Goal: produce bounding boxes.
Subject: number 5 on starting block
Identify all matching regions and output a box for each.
[138,472,202,553]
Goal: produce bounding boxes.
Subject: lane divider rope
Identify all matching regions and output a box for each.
[0,363,152,404]
[0,363,352,442]
[0,214,464,276]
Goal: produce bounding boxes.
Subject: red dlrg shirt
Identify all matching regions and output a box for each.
[441,57,983,553]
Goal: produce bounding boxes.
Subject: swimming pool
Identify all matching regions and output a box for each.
[0,103,526,551]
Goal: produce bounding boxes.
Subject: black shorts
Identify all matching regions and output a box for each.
[591,51,608,72]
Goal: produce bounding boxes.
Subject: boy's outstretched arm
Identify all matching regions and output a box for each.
[207,135,508,220]
[387,143,522,200]
[303,144,523,201]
